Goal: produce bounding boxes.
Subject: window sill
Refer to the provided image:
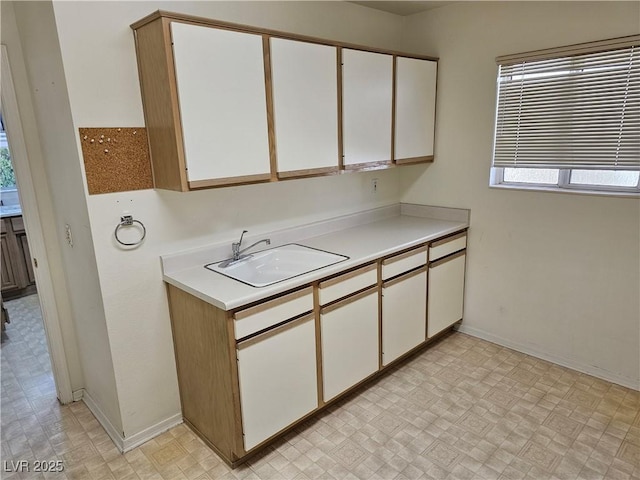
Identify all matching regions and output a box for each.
[489,183,640,199]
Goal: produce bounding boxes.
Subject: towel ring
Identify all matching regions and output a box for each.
[115,215,146,246]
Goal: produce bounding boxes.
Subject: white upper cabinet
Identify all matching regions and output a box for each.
[270,39,339,176]
[171,23,271,185]
[342,49,393,166]
[395,57,438,162]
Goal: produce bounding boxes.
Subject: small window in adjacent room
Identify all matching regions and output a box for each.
[490,36,640,196]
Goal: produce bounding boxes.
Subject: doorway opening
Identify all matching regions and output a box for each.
[1,44,73,405]
[1,117,57,402]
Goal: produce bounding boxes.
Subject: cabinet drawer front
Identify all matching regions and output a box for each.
[10,217,24,232]
[429,233,466,262]
[234,287,313,339]
[318,263,377,305]
[381,246,427,280]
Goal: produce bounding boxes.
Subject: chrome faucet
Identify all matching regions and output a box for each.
[219,230,271,268]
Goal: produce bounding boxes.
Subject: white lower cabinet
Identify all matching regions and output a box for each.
[382,268,427,365]
[428,252,466,338]
[321,288,379,402]
[236,316,317,451]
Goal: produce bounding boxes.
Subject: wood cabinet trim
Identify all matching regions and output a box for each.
[337,47,344,171]
[342,160,394,171]
[429,230,467,248]
[234,286,313,320]
[236,313,314,349]
[166,285,238,460]
[382,245,427,266]
[318,262,376,289]
[319,286,378,315]
[313,286,324,408]
[262,36,278,181]
[132,11,439,62]
[395,155,435,165]
[382,265,427,288]
[133,18,188,191]
[188,173,272,190]
[391,55,397,163]
[429,249,466,268]
[227,314,245,458]
[277,166,339,179]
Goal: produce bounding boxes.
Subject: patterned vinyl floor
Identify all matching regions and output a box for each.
[1,294,638,479]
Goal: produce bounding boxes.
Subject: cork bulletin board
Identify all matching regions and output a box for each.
[79,127,153,195]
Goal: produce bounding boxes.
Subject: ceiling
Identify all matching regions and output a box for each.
[350,1,451,16]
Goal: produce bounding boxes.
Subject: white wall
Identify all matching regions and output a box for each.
[401,1,640,388]
[50,1,405,438]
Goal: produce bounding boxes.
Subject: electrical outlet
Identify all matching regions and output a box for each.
[65,224,73,247]
[371,178,379,193]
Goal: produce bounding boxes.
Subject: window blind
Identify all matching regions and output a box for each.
[493,36,640,170]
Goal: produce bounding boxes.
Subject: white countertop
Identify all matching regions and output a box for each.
[162,204,469,311]
[0,205,22,218]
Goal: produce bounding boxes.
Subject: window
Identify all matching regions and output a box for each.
[0,113,16,189]
[490,36,640,195]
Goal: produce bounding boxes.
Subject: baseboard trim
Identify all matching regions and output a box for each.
[82,390,184,453]
[72,389,84,402]
[456,325,640,391]
[82,390,125,451]
[122,413,183,452]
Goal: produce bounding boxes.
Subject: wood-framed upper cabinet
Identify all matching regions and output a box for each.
[132,17,272,191]
[269,38,339,178]
[394,57,438,164]
[171,22,271,188]
[132,12,439,191]
[341,49,393,169]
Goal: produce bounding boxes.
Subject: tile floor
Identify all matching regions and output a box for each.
[1,294,639,479]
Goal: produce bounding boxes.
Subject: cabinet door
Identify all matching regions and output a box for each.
[1,234,19,291]
[342,49,393,166]
[321,289,378,402]
[237,316,317,451]
[271,39,339,176]
[17,234,35,285]
[382,269,427,366]
[428,252,465,338]
[171,23,271,185]
[395,57,437,162]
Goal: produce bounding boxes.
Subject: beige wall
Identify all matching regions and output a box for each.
[50,1,405,439]
[401,1,640,388]
[7,0,638,446]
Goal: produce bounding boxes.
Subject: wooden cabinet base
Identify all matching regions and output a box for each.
[1,216,37,299]
[167,283,458,467]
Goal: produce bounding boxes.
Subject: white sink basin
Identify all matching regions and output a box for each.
[205,243,349,287]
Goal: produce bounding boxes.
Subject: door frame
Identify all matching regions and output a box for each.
[1,45,74,404]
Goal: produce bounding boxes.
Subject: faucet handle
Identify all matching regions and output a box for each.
[232,230,248,258]
[237,230,248,246]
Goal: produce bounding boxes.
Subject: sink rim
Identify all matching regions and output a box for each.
[204,243,349,288]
